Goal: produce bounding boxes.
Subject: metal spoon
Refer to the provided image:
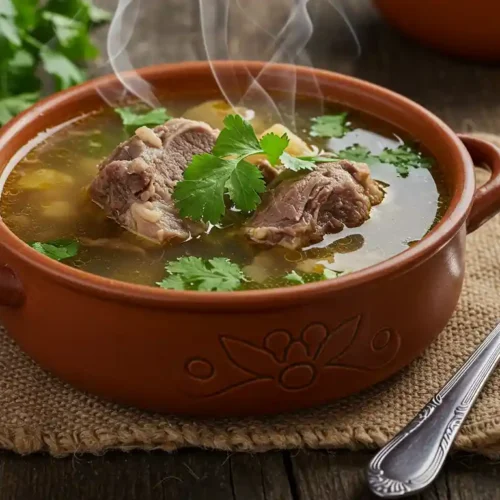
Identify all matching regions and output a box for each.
[366,321,500,498]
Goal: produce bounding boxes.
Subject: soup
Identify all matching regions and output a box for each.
[0,97,449,291]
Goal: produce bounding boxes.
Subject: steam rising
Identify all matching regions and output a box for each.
[96,0,160,108]
[99,0,360,130]
[199,0,324,129]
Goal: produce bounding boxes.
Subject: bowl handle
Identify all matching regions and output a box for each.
[0,265,24,307]
[460,134,500,233]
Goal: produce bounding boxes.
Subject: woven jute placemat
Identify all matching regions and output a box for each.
[1,133,499,458]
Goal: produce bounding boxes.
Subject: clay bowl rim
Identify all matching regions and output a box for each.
[0,60,474,310]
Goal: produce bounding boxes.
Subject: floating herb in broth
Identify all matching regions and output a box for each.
[0,97,449,291]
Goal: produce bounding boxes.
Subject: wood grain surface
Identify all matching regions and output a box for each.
[2,0,500,498]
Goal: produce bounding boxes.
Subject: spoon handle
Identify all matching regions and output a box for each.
[367,321,500,498]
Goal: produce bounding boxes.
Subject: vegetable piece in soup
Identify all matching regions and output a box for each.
[0,97,448,292]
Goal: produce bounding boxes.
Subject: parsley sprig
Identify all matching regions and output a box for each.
[114,106,171,133]
[378,145,433,178]
[0,0,111,126]
[157,256,245,292]
[173,114,316,224]
[304,142,432,178]
[285,268,344,285]
[309,113,350,138]
[29,239,79,261]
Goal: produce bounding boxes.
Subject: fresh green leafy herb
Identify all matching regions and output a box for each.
[42,11,98,61]
[0,92,38,124]
[322,268,343,279]
[40,47,85,90]
[285,268,345,285]
[299,145,375,164]
[174,114,298,224]
[337,144,374,163]
[157,257,245,292]
[280,152,316,172]
[310,113,350,138]
[297,155,338,163]
[259,132,290,166]
[378,144,433,178]
[212,114,262,159]
[0,0,111,126]
[87,1,113,23]
[300,143,432,178]
[114,106,171,131]
[284,270,305,284]
[29,239,79,261]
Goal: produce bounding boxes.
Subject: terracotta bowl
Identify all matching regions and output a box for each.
[374,0,500,61]
[1,62,500,417]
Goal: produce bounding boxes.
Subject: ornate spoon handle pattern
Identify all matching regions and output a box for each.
[367,321,500,498]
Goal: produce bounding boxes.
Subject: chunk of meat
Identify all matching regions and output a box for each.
[244,160,384,250]
[89,118,218,243]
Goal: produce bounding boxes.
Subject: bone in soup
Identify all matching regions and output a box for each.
[0,98,449,291]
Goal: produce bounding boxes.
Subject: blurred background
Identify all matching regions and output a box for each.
[86,0,500,134]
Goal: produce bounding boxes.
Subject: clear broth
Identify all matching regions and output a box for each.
[0,98,449,289]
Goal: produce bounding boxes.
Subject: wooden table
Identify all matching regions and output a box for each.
[2,1,500,498]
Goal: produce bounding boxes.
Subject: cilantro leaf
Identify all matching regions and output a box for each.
[29,239,79,261]
[40,47,86,90]
[378,145,433,178]
[337,144,374,163]
[44,0,91,23]
[12,0,37,30]
[158,257,244,292]
[174,154,235,224]
[115,106,171,130]
[297,154,338,163]
[285,268,344,286]
[310,113,349,138]
[87,1,112,23]
[280,152,316,172]
[0,16,21,46]
[0,92,39,125]
[260,132,289,165]
[212,114,262,159]
[174,114,313,223]
[7,49,39,94]
[43,12,82,47]
[174,154,264,223]
[0,0,16,17]
[0,0,110,126]
[226,160,266,212]
[323,268,343,279]
[157,274,186,291]
[43,11,98,60]
[285,271,305,284]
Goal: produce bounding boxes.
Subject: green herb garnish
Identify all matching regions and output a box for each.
[378,144,433,178]
[173,114,315,224]
[157,257,245,292]
[301,142,432,178]
[285,268,344,285]
[309,113,350,138]
[284,270,305,284]
[0,92,39,125]
[280,152,316,172]
[29,239,79,261]
[0,0,111,126]
[114,106,171,131]
[337,144,374,163]
[297,155,337,163]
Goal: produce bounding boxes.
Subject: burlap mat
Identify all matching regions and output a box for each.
[1,133,499,458]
